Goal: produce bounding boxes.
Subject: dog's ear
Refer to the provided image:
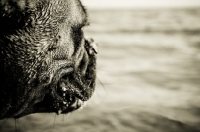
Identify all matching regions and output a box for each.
[0,0,39,14]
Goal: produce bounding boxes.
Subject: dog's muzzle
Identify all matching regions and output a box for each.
[42,38,98,115]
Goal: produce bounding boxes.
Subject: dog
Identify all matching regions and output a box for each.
[0,0,97,119]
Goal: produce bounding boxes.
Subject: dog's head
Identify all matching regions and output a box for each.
[0,0,97,119]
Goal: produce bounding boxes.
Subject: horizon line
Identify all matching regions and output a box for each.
[84,5,200,9]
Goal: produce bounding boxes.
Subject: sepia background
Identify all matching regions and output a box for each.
[1,0,200,132]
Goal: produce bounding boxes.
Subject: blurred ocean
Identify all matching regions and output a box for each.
[1,8,200,132]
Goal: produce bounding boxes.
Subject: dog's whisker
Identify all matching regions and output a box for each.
[53,113,57,129]
[94,90,103,101]
[15,119,18,132]
[97,78,108,94]
[96,67,111,73]
[0,118,8,128]
[15,119,17,132]
[17,119,22,132]
[62,114,65,124]
[96,72,119,85]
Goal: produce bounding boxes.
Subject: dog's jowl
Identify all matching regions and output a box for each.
[0,0,97,119]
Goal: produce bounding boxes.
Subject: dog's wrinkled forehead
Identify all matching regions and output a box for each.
[0,0,87,24]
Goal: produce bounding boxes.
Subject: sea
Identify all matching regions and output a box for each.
[1,8,200,132]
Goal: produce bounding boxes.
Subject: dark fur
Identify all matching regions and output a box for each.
[0,0,97,119]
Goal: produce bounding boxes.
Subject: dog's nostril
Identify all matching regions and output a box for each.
[62,74,70,80]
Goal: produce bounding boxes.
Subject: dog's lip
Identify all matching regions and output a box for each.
[56,97,86,115]
[51,72,93,113]
[52,93,84,114]
[49,66,95,114]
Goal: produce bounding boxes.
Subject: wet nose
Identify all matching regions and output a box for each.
[85,38,98,55]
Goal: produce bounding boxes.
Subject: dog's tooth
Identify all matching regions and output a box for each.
[62,87,67,92]
[57,110,62,115]
[63,101,67,104]
[70,100,77,107]
[78,106,83,111]
[83,102,87,107]
[63,93,66,97]
[70,88,74,92]
[78,99,83,106]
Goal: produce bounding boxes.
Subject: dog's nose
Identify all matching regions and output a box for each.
[85,38,98,55]
[89,40,98,55]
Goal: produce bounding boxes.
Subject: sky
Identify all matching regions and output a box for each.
[81,0,200,8]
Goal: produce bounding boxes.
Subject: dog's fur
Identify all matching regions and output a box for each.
[0,0,97,119]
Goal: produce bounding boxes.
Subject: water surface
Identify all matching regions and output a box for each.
[1,8,200,132]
